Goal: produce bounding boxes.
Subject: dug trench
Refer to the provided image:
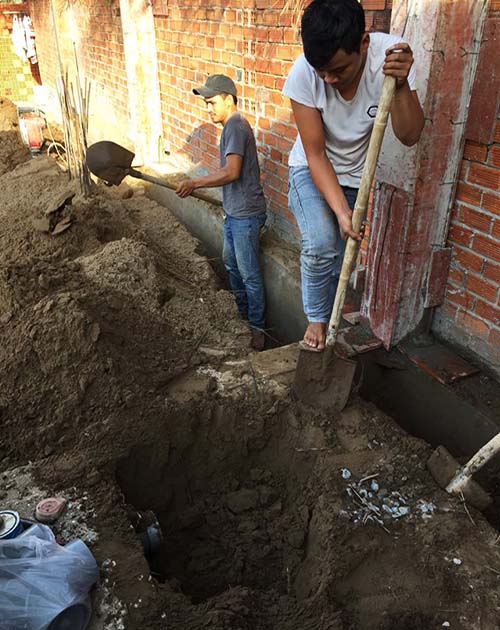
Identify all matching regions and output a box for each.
[113,390,500,630]
[1,96,500,630]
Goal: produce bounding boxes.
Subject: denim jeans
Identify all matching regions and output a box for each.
[222,212,267,330]
[288,165,358,323]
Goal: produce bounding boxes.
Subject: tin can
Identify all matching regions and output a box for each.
[0,510,23,539]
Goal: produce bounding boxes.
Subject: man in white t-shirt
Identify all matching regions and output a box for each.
[283,0,424,352]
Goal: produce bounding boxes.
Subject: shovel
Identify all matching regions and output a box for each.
[292,75,397,411]
[85,140,222,206]
[427,433,500,511]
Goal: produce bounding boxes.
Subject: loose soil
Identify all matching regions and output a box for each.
[1,96,500,630]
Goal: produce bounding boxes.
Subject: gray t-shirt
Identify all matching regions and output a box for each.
[220,112,266,218]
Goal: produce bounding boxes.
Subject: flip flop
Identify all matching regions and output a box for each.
[298,340,325,353]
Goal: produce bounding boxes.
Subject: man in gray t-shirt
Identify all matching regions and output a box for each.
[176,74,267,351]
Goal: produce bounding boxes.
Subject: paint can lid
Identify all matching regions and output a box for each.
[0,510,21,539]
[35,497,67,524]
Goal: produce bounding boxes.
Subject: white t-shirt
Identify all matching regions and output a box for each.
[282,32,417,187]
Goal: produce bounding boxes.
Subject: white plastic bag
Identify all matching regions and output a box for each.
[0,523,99,630]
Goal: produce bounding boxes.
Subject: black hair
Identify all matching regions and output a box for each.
[301,0,366,69]
[220,92,238,105]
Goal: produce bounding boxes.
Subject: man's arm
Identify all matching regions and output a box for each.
[176,153,243,198]
[290,99,362,240]
[384,43,425,146]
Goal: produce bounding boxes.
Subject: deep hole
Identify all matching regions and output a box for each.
[115,405,315,604]
[114,392,500,629]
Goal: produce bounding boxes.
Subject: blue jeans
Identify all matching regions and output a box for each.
[288,166,358,323]
[222,213,267,330]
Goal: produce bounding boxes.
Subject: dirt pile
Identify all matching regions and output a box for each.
[0,138,500,630]
[0,155,251,474]
[0,97,32,176]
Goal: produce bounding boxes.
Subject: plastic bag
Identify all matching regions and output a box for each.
[0,523,99,630]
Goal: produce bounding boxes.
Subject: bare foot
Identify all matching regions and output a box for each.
[303,322,326,351]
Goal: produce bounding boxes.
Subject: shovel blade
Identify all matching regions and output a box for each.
[292,348,357,411]
[86,141,135,185]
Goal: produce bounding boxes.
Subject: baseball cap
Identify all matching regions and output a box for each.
[193,74,237,98]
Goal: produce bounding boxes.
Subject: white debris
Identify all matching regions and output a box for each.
[340,468,352,479]
[418,500,437,519]
[453,558,462,565]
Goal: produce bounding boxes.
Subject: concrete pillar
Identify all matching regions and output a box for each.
[362,0,490,348]
[119,0,162,163]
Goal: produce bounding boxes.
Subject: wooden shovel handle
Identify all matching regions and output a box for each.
[446,432,500,494]
[129,168,223,207]
[326,75,396,346]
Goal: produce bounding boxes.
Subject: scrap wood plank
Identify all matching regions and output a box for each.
[398,340,479,385]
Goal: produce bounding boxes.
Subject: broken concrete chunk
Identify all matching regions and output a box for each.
[44,189,75,215]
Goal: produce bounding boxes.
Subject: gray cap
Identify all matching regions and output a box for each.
[193,74,237,98]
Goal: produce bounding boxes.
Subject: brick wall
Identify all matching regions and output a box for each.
[434,5,500,373]
[154,0,392,240]
[0,3,38,102]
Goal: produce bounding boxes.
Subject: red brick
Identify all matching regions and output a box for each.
[484,261,500,284]
[459,206,491,233]
[455,182,482,206]
[452,247,484,272]
[456,309,490,337]
[458,161,469,181]
[469,163,500,190]
[489,145,500,168]
[448,266,466,286]
[489,327,500,347]
[483,192,500,216]
[463,141,488,163]
[448,224,473,247]
[473,234,500,262]
[475,300,500,326]
[465,274,498,302]
[495,120,500,144]
[362,0,387,8]
[491,0,500,10]
[445,286,473,309]
[494,220,500,240]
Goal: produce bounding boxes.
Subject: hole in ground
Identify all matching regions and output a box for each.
[115,403,316,604]
[114,398,499,629]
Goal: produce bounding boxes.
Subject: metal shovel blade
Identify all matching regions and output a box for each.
[85,141,135,185]
[292,346,356,411]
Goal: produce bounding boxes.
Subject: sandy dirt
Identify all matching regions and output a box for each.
[1,96,500,630]
[0,96,32,176]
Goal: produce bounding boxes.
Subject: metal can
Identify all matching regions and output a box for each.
[0,510,23,539]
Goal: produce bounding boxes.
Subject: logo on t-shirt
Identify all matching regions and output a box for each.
[367,105,378,119]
